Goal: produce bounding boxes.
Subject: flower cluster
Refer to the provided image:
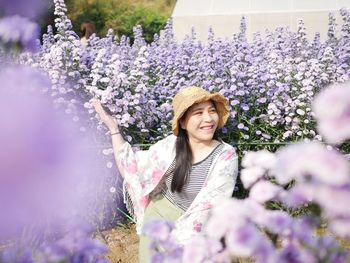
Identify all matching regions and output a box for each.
[20,3,350,150]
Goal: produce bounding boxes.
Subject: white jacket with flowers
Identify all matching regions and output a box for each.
[115,134,238,244]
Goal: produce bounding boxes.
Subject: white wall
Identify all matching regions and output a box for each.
[171,0,350,42]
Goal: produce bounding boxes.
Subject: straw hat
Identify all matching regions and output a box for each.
[172,86,230,136]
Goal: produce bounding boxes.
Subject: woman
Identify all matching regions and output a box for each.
[93,86,238,262]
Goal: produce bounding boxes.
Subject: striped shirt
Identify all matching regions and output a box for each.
[162,143,223,211]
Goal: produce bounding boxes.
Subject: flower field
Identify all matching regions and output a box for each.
[1,0,350,262]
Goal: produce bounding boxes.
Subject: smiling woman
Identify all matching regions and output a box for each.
[93,86,238,262]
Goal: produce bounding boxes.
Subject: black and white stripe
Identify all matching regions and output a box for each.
[162,144,224,211]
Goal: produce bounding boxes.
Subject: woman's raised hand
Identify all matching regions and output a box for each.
[92,99,119,133]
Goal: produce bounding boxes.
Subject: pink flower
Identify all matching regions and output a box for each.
[151,150,159,160]
[193,220,202,232]
[151,168,165,185]
[122,160,137,174]
[220,149,235,161]
[202,201,212,209]
[313,82,350,144]
[140,196,150,209]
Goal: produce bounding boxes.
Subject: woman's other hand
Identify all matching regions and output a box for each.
[92,99,119,133]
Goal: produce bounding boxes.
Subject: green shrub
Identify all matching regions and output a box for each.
[106,7,167,43]
[65,0,174,42]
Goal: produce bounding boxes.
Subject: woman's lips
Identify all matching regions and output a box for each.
[200,124,215,130]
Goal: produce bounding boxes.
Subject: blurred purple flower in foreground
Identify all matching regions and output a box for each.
[1,224,108,263]
[0,15,39,52]
[143,219,174,242]
[0,0,49,19]
[0,65,111,262]
[273,141,349,186]
[313,82,350,144]
[38,225,108,263]
[240,150,277,188]
[183,236,224,263]
[249,180,284,203]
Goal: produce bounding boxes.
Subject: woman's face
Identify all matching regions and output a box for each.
[180,100,219,143]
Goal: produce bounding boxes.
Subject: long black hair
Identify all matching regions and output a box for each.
[171,105,219,193]
[171,127,192,192]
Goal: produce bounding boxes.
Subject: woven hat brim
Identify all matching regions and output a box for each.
[172,93,230,136]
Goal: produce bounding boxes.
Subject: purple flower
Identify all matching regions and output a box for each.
[241,150,277,188]
[329,250,349,263]
[242,150,277,170]
[205,199,266,239]
[240,166,266,188]
[275,244,317,263]
[183,236,223,263]
[143,219,174,241]
[262,210,293,234]
[273,141,350,186]
[38,225,108,262]
[0,15,39,51]
[313,82,350,144]
[249,181,284,203]
[314,186,350,218]
[150,253,165,263]
[225,221,273,258]
[0,64,120,244]
[1,248,34,263]
[280,186,311,207]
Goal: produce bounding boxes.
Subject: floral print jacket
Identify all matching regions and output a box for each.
[115,135,238,244]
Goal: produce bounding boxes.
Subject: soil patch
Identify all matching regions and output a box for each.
[99,223,139,263]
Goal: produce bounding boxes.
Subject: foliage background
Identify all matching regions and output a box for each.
[64,0,176,42]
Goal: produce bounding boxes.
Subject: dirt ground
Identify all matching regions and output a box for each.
[100,223,139,263]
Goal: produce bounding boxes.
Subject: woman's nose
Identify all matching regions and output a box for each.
[202,111,214,122]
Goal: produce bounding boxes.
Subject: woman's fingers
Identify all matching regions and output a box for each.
[92,99,110,120]
[91,99,118,131]
[92,99,104,113]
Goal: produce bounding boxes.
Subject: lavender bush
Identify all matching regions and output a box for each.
[18,2,350,153]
